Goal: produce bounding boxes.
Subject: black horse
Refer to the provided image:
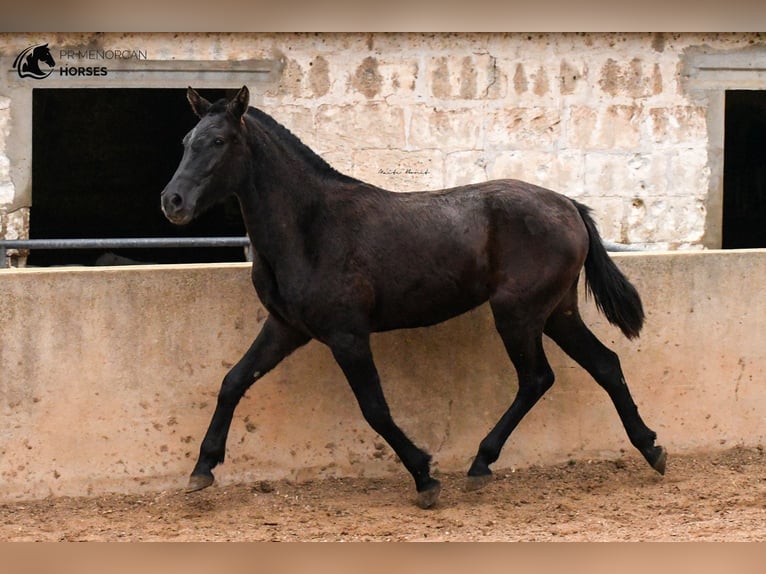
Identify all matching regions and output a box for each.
[14,43,55,79]
[161,86,666,508]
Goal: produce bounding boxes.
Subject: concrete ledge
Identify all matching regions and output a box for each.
[0,251,764,501]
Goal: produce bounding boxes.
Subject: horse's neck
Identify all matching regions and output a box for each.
[24,56,39,73]
[239,116,364,270]
[239,150,327,269]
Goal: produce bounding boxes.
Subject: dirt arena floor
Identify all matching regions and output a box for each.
[1,446,763,542]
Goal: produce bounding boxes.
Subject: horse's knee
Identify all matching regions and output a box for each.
[521,366,555,400]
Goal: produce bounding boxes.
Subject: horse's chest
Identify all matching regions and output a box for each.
[250,261,319,332]
[250,260,288,314]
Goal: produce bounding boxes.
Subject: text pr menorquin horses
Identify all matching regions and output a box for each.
[161,86,666,509]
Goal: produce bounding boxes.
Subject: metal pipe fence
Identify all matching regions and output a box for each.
[0,236,639,268]
[0,237,251,268]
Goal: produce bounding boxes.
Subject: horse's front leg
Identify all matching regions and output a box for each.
[187,315,310,492]
[328,333,441,509]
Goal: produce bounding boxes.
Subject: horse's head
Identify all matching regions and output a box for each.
[15,43,55,78]
[33,44,55,67]
[161,86,250,225]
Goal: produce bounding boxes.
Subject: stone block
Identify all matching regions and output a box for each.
[0,101,9,156]
[352,149,444,192]
[355,148,444,192]
[276,57,307,99]
[485,107,562,150]
[443,151,488,188]
[584,152,668,199]
[567,105,643,150]
[0,181,13,205]
[597,57,663,99]
[427,53,504,100]
[308,55,332,98]
[346,56,419,100]
[407,104,483,151]
[315,103,406,151]
[489,150,586,197]
[498,57,562,106]
[576,195,629,242]
[0,207,29,266]
[649,106,708,145]
[667,147,711,197]
[624,196,706,245]
[559,58,589,97]
[348,56,384,99]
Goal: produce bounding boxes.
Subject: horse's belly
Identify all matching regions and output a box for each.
[371,280,489,331]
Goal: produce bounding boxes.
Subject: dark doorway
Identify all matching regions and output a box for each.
[30,88,247,265]
[723,90,766,249]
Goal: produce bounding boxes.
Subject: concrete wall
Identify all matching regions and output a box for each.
[2,32,766,260]
[0,250,764,502]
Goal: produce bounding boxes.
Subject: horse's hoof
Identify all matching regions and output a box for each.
[465,473,493,492]
[416,481,441,509]
[186,473,215,492]
[651,446,667,476]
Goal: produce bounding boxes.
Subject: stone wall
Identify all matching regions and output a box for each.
[1,32,765,261]
[0,93,24,264]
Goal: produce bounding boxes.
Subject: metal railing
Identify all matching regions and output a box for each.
[602,240,643,252]
[0,236,639,268]
[0,236,251,268]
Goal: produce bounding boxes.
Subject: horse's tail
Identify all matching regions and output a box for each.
[573,200,645,340]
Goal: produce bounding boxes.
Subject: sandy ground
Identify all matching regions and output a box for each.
[0,446,764,542]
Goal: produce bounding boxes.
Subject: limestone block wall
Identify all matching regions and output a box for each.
[0,94,26,255]
[211,32,751,249]
[1,32,765,257]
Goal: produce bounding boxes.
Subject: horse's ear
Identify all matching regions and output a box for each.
[227,86,249,119]
[187,87,212,118]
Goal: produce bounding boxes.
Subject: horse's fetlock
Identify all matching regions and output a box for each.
[632,428,658,453]
[418,452,433,474]
[475,440,499,468]
[468,456,492,478]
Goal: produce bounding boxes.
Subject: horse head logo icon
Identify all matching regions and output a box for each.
[13,43,56,79]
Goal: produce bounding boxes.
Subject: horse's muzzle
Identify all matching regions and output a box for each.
[161,189,194,225]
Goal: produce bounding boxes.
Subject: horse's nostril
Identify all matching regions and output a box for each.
[169,193,183,208]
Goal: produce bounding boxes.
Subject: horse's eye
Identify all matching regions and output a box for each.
[213,137,225,146]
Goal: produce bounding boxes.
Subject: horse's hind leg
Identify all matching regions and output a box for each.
[329,333,441,509]
[466,304,555,490]
[187,315,310,492]
[544,298,666,474]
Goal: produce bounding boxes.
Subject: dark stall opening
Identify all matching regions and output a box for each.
[723,90,766,249]
[30,87,247,266]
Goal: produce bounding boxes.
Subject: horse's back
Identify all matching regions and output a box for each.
[392,178,589,266]
[334,178,589,331]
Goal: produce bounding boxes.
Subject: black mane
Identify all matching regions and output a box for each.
[251,107,359,185]
[205,99,358,185]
